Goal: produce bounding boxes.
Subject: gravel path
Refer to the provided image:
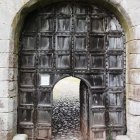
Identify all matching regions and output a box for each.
[52,77,82,140]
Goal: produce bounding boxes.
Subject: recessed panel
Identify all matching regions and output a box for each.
[109,55,123,69]
[24,15,37,32]
[74,54,87,69]
[38,110,51,124]
[91,18,105,32]
[19,109,33,123]
[57,18,71,31]
[92,93,104,106]
[90,36,105,51]
[56,55,70,69]
[38,129,51,139]
[108,92,122,106]
[88,74,105,87]
[108,37,123,49]
[76,18,87,32]
[107,17,122,31]
[75,36,87,50]
[38,91,51,105]
[23,37,36,50]
[74,6,86,14]
[92,112,105,126]
[58,5,72,15]
[19,91,33,105]
[109,130,122,140]
[39,54,53,68]
[109,112,123,126]
[95,131,104,139]
[109,74,123,87]
[56,36,71,50]
[90,55,105,69]
[40,18,53,32]
[21,54,35,68]
[39,36,52,50]
[91,130,106,140]
[20,72,35,87]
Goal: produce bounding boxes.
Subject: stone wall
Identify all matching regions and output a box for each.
[0,0,140,139]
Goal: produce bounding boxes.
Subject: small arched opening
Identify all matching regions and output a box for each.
[52,76,89,140]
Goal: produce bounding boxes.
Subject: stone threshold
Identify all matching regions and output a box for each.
[116,135,131,140]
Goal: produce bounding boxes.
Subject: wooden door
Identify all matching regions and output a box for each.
[18,2,126,140]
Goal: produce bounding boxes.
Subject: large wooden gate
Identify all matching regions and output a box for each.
[18,2,126,140]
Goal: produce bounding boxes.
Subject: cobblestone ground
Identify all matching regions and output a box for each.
[52,99,81,140]
[52,77,81,140]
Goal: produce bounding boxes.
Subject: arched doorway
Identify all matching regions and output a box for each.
[18,2,126,140]
[52,77,89,140]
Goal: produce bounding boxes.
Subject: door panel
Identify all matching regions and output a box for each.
[18,2,125,140]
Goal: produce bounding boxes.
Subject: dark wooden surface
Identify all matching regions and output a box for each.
[18,2,125,140]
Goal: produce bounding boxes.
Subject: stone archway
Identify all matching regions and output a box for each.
[1,0,140,139]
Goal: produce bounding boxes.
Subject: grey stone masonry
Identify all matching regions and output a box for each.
[116,135,130,140]
[12,134,28,140]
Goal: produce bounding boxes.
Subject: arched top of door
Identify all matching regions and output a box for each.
[11,0,132,54]
[52,75,91,90]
